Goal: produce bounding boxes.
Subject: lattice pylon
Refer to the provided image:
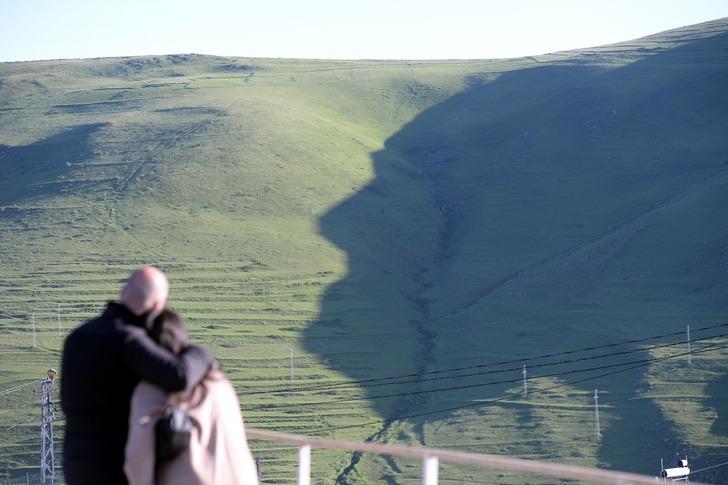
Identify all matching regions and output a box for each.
[40,373,56,485]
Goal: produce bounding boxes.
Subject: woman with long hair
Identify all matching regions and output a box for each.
[124,310,259,484]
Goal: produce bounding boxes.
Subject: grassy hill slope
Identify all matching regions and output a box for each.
[1,18,727,483]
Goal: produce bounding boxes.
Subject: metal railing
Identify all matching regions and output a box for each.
[246,428,691,484]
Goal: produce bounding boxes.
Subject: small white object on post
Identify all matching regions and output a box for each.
[423,455,439,485]
[297,444,311,485]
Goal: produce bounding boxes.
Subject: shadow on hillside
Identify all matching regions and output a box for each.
[0,123,108,207]
[304,30,728,479]
[706,373,728,437]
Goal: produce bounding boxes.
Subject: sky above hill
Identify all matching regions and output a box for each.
[1,0,728,62]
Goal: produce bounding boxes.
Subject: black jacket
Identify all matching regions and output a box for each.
[61,302,211,485]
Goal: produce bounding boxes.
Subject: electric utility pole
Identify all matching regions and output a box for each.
[40,369,57,484]
[31,310,37,348]
[594,389,600,438]
[686,324,692,365]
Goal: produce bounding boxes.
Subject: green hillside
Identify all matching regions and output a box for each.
[1,18,728,483]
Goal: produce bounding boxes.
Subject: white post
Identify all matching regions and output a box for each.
[32,311,37,348]
[297,444,311,485]
[593,389,600,437]
[423,455,439,485]
[686,324,692,365]
[522,364,527,396]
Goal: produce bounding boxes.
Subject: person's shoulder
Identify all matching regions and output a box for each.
[66,304,143,349]
[205,370,239,400]
[205,369,229,385]
[72,302,126,330]
[63,311,106,343]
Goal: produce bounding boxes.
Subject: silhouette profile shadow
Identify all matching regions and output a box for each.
[304,30,728,479]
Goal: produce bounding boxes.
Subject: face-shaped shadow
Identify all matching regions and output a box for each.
[304,30,728,477]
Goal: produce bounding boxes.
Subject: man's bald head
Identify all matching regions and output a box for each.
[120,266,169,316]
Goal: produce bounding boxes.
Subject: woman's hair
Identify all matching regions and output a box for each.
[149,309,188,355]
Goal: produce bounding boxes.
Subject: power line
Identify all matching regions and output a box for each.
[0,380,42,397]
[312,342,728,433]
[242,322,728,395]
[254,341,728,433]
[2,417,35,431]
[253,336,728,409]
[691,459,728,475]
[0,309,26,322]
[246,333,728,400]
[310,331,727,394]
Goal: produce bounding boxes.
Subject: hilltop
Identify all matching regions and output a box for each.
[1,18,728,483]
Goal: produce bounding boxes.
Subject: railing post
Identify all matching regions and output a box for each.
[423,455,439,485]
[298,444,311,485]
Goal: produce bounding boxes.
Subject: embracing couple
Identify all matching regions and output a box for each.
[61,266,259,485]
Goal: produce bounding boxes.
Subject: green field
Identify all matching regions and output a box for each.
[1,17,728,484]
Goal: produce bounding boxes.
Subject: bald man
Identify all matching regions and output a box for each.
[61,267,213,485]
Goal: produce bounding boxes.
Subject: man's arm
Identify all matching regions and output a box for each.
[122,326,211,392]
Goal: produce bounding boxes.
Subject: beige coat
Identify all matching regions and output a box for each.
[124,370,259,485]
